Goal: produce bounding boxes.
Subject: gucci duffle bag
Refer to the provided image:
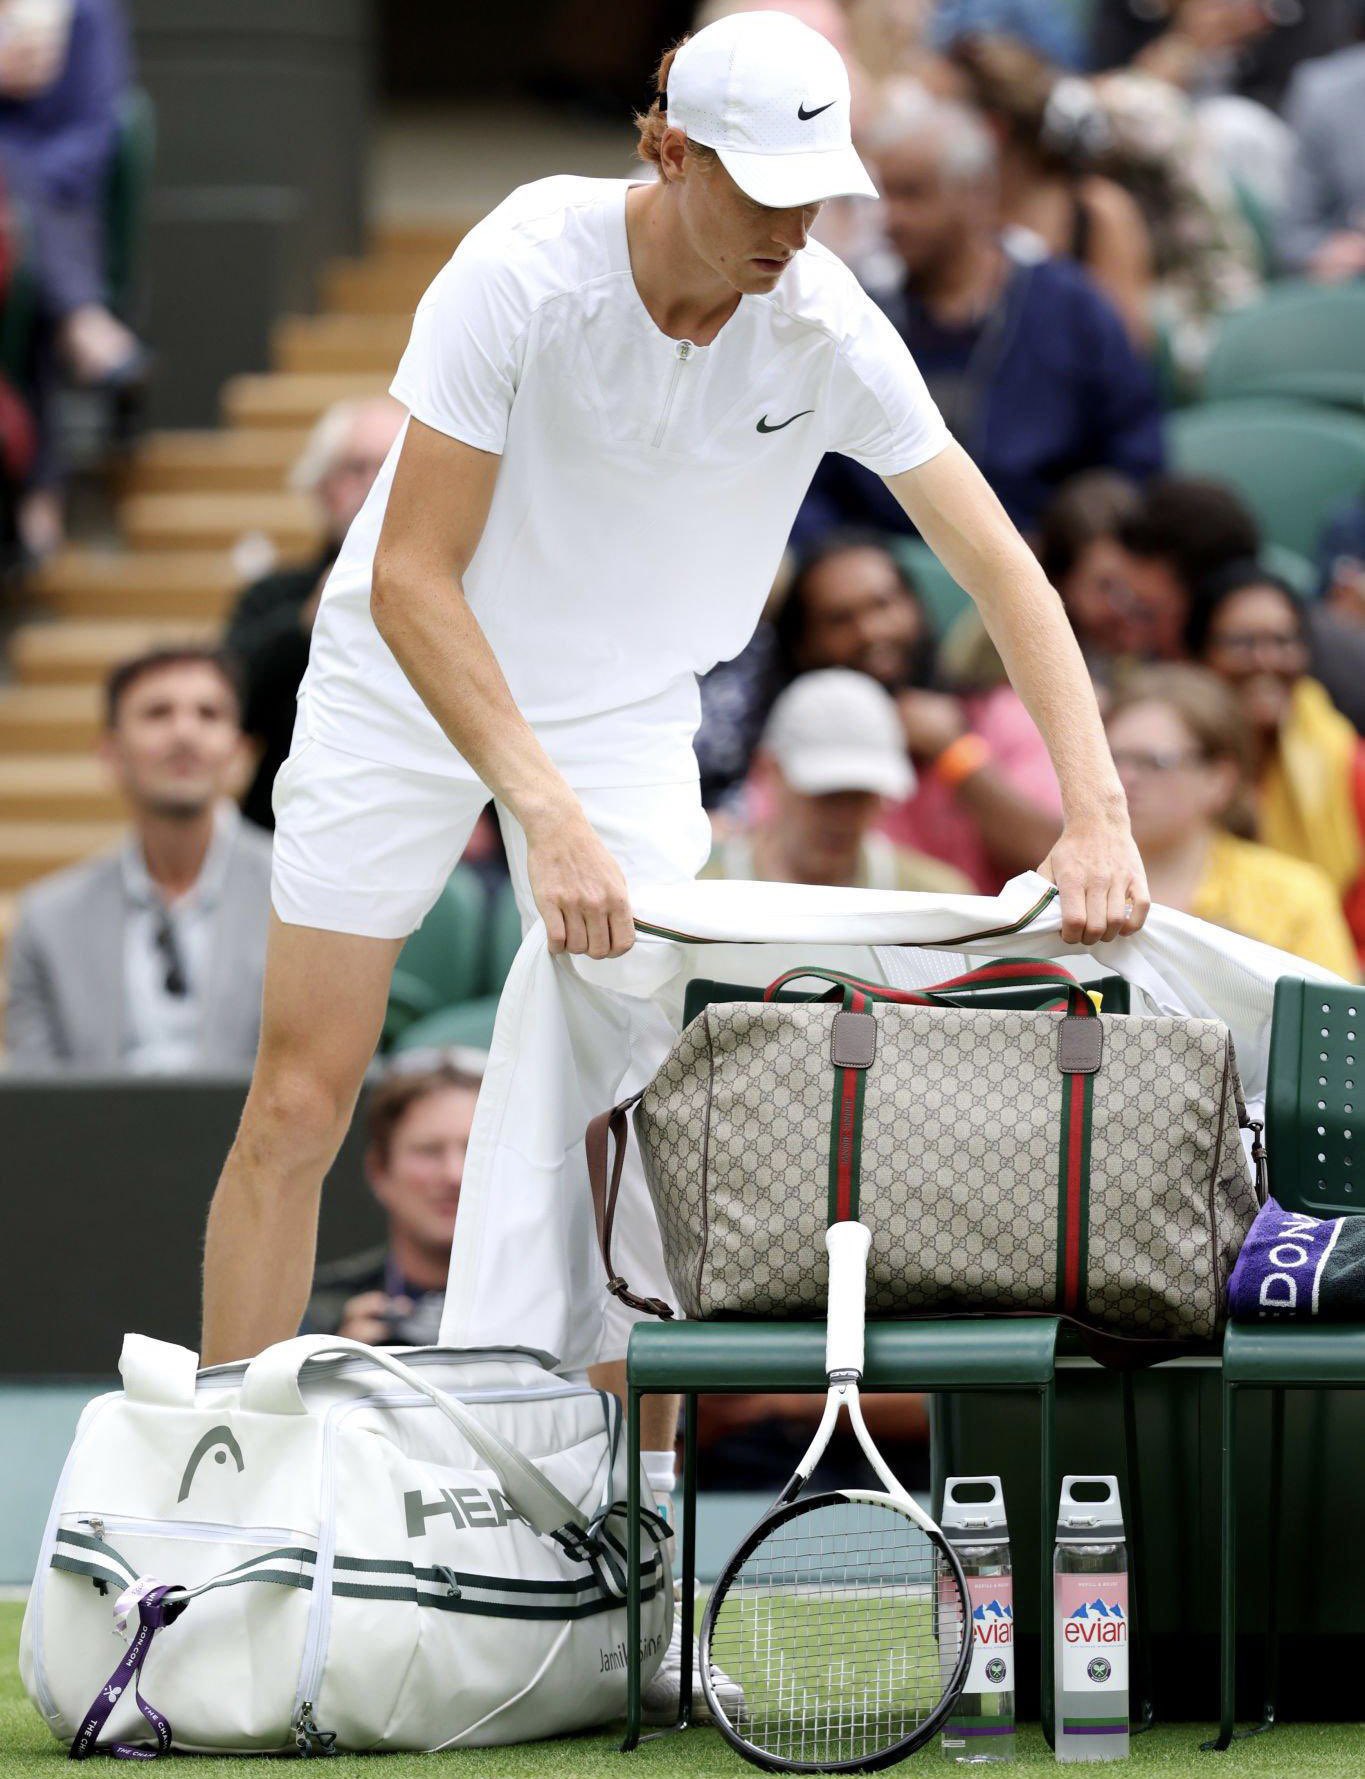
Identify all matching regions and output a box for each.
[587,958,1263,1344]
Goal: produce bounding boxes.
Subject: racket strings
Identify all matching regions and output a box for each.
[707,1499,966,1766]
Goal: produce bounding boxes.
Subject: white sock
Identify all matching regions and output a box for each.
[642,1448,677,1522]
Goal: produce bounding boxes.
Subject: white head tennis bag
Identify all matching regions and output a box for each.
[21,1335,672,1755]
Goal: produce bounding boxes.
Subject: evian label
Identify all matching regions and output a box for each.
[952,1574,1014,1692]
[1057,1572,1128,1694]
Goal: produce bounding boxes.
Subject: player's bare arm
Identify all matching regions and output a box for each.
[886,442,1151,946]
[372,419,635,959]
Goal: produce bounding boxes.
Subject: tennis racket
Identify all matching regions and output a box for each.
[699,1221,973,1772]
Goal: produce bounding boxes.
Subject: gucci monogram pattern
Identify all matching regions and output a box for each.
[633,1003,1257,1341]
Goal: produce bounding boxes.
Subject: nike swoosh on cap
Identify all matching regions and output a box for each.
[756,410,815,434]
[797,100,836,120]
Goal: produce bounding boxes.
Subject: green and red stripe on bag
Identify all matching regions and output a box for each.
[585,958,1262,1345]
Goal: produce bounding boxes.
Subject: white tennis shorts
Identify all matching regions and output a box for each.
[270,730,712,942]
[269,722,714,1364]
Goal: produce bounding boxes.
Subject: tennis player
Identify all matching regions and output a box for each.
[203,2,1146,1571]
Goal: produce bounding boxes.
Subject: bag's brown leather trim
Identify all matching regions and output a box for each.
[584,1092,673,1319]
[831,1008,877,1070]
[1058,1015,1103,1075]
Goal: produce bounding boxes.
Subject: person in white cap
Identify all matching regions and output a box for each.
[704,668,973,893]
[200,14,1149,1704]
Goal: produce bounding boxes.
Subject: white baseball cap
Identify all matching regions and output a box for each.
[762,669,915,800]
[665,12,878,210]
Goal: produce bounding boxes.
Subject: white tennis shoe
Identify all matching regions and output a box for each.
[641,1607,744,1725]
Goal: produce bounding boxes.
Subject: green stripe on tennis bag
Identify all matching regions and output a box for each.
[21,1335,671,1755]
[588,958,1261,1345]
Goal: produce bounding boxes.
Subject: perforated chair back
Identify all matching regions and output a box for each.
[383,865,488,1043]
[1265,977,1363,1217]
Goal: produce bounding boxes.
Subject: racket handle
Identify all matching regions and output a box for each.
[825,1220,872,1379]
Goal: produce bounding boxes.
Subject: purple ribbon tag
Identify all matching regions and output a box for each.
[70,1583,187,1761]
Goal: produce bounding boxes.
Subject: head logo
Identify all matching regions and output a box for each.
[177,1425,245,1502]
[1087,1657,1112,1683]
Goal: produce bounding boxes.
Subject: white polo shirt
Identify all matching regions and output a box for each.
[301,176,950,787]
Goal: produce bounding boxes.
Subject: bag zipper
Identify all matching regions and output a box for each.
[73,1514,308,1546]
[290,1379,608,1724]
[651,340,693,448]
[28,1395,118,1728]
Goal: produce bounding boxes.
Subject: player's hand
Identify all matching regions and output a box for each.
[523,804,636,960]
[1037,814,1150,947]
[337,1291,411,1345]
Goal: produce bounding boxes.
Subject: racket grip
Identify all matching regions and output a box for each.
[825,1221,872,1379]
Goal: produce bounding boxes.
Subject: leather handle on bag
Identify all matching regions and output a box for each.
[585,1092,674,1320]
[764,957,1096,1021]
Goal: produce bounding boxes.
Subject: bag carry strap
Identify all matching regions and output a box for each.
[764,956,1097,1020]
[585,1094,674,1320]
[239,1336,588,1539]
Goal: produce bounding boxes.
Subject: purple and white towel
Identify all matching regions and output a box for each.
[1228,1198,1365,1323]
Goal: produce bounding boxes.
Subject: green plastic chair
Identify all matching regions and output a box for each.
[1169,400,1365,561]
[382,866,489,1047]
[1204,283,1365,413]
[390,995,500,1056]
[622,1318,1061,1750]
[1213,977,1364,1750]
[891,536,971,638]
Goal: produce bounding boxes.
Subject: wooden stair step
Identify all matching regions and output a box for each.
[123,430,307,496]
[372,220,471,258]
[34,550,238,620]
[0,821,124,890]
[273,313,409,375]
[121,491,322,556]
[11,618,218,686]
[0,757,121,822]
[0,685,103,752]
[320,260,439,316]
[222,372,388,430]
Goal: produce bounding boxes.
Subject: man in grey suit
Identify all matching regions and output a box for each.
[1278,27,1365,279]
[6,646,273,1071]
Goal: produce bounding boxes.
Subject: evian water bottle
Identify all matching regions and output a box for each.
[940,1476,1015,1763]
[1053,1476,1129,1762]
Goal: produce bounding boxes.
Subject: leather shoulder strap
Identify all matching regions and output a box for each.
[584,1092,673,1319]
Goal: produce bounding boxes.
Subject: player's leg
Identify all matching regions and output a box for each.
[202,915,400,1363]
[201,735,489,1363]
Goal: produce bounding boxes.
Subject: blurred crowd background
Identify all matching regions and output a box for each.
[1,0,1364,1480]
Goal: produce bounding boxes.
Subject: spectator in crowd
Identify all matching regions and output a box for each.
[950,33,1154,344]
[1189,564,1365,963]
[773,532,1061,891]
[302,1056,481,1346]
[1304,493,1365,734]
[6,647,272,1069]
[1276,28,1365,279]
[224,396,405,829]
[1037,469,1143,682]
[1114,473,1260,660]
[0,0,141,560]
[795,89,1163,543]
[930,0,1088,70]
[702,668,973,894]
[694,621,780,813]
[1089,0,1357,112]
[1106,664,1357,977]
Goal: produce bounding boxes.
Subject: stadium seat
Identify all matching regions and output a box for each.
[1203,283,1365,413]
[105,89,156,321]
[1213,978,1363,1750]
[891,536,971,638]
[382,865,488,1047]
[483,877,527,997]
[1169,401,1365,561]
[621,1318,1061,1750]
[390,994,500,1055]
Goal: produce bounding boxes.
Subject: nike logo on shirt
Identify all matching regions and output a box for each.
[757,410,815,434]
[797,100,836,120]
